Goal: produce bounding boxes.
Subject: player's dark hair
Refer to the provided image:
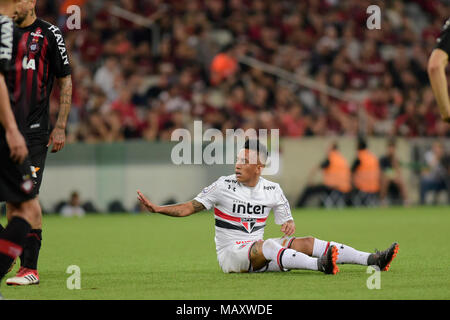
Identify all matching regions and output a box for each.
[244,139,268,157]
[243,139,269,165]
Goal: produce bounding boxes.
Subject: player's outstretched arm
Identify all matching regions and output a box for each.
[137,190,206,217]
[428,49,450,122]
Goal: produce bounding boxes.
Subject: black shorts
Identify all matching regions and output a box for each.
[26,134,49,194]
[0,135,37,203]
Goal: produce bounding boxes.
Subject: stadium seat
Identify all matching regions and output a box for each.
[351,191,380,207]
[108,200,127,213]
[321,190,346,209]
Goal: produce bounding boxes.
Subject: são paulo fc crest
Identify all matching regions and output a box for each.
[241,218,256,233]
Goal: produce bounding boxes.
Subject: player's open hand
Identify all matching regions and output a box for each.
[137,190,158,213]
[47,127,66,153]
[281,220,296,237]
[6,128,29,164]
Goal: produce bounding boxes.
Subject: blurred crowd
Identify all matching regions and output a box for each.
[40,0,450,142]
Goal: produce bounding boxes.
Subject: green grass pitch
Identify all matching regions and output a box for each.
[1,206,449,300]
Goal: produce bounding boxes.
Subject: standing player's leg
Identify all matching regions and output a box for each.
[250,239,339,274]
[0,199,40,280]
[288,236,399,271]
[0,144,40,286]
[5,140,46,285]
[6,200,42,264]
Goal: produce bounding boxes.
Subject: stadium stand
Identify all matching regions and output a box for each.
[40,0,450,143]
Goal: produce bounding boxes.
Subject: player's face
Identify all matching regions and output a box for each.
[13,0,33,24]
[235,149,263,185]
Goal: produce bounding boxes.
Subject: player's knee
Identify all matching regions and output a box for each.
[261,239,282,258]
[264,238,281,249]
[305,236,315,254]
[304,236,315,247]
[5,202,17,222]
[250,240,267,271]
[13,198,41,226]
[290,236,314,255]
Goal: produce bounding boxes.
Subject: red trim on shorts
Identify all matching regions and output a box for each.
[0,239,23,259]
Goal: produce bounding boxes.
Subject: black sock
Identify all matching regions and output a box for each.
[21,229,42,270]
[0,224,4,233]
[0,217,31,279]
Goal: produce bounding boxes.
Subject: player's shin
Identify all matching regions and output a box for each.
[312,238,370,265]
[20,229,42,270]
[262,239,318,271]
[0,217,31,279]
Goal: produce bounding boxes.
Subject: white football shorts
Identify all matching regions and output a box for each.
[217,236,295,273]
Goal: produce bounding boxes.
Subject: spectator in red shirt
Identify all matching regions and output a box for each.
[111,87,142,138]
[280,104,306,137]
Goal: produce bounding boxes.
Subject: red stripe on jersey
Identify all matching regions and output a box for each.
[26,28,42,101]
[214,208,241,222]
[37,36,49,102]
[14,31,30,103]
[214,208,268,223]
[0,239,23,259]
[26,54,36,101]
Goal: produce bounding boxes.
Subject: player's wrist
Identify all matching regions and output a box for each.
[55,123,66,130]
[5,123,19,134]
[152,205,162,213]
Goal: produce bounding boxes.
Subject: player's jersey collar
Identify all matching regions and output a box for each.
[18,18,39,31]
[234,174,263,190]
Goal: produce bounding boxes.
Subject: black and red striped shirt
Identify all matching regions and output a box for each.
[6,19,71,138]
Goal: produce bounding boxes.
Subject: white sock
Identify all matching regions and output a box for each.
[262,239,318,271]
[313,238,370,265]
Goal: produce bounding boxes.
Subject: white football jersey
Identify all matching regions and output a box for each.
[194,174,293,253]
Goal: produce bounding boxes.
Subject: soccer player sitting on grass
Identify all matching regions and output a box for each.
[137,140,399,274]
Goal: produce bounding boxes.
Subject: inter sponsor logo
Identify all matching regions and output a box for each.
[232,203,267,215]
